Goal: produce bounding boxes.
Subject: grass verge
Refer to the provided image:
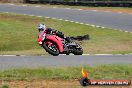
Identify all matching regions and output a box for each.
[0,12,132,55]
[0,65,132,80]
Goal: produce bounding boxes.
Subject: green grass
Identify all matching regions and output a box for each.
[0,65,132,81]
[0,12,132,55]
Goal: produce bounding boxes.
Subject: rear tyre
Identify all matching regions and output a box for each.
[66,53,70,55]
[72,43,83,55]
[73,48,83,55]
[42,40,59,56]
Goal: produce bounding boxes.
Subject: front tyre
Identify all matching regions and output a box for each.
[42,41,59,56]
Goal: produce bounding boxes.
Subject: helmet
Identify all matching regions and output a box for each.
[38,24,46,32]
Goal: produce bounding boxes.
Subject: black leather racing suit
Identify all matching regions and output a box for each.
[45,28,71,42]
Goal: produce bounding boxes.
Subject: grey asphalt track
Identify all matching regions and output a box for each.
[0,55,132,70]
[0,4,132,32]
[0,4,132,70]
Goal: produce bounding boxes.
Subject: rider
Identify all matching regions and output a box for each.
[38,23,71,43]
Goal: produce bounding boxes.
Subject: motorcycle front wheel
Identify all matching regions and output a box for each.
[42,40,59,56]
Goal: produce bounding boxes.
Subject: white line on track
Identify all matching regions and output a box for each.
[1,54,132,56]
[125,31,128,32]
[119,30,123,32]
[96,26,101,28]
[9,4,14,5]
[35,6,41,7]
[79,23,84,25]
[91,10,97,12]
[101,27,105,28]
[85,24,90,26]
[22,5,27,7]
[65,20,69,22]
[58,19,63,20]
[75,22,79,23]
[4,12,9,13]
[105,11,111,12]
[91,25,96,27]
[52,18,57,20]
[70,21,74,22]
[66,8,70,9]
[37,16,42,17]
[53,7,57,8]
[93,54,113,56]
[118,12,123,14]
[23,14,27,15]
[45,17,50,18]
[77,9,83,11]
[29,15,35,16]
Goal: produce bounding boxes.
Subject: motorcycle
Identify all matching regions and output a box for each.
[38,30,83,56]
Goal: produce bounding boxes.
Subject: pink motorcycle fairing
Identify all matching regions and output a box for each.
[46,35,64,53]
[38,31,64,53]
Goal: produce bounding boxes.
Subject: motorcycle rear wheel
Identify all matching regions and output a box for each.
[72,43,83,55]
[43,40,59,56]
[73,48,83,55]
